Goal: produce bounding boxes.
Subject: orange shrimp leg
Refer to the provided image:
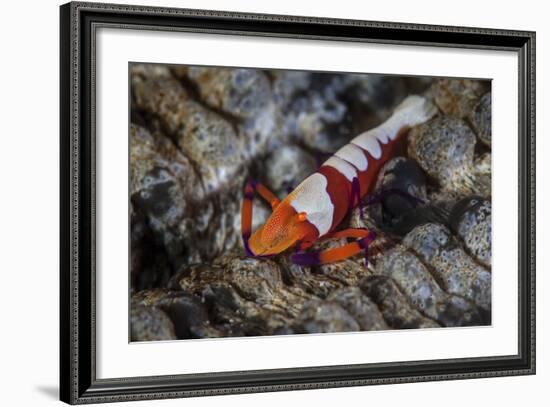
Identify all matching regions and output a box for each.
[291,228,376,266]
[241,180,280,256]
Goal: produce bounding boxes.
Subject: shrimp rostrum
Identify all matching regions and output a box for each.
[241,95,437,266]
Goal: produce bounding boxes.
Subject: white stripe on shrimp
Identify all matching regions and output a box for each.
[289,173,334,236]
[352,134,382,159]
[352,95,437,157]
[335,143,368,171]
[323,156,358,182]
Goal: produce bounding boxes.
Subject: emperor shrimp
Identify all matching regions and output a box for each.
[241,95,437,266]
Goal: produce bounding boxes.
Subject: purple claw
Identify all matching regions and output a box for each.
[291,251,320,266]
[242,233,254,257]
[357,231,376,268]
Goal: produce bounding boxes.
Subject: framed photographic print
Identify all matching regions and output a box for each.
[60,1,535,404]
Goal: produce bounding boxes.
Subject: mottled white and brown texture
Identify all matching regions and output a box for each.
[360,275,440,329]
[431,78,488,119]
[130,305,177,342]
[172,66,281,158]
[408,116,490,198]
[449,198,492,268]
[403,223,491,311]
[373,247,484,326]
[132,73,245,193]
[469,92,492,147]
[296,287,389,333]
[130,124,204,266]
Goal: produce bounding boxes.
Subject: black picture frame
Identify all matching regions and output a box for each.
[60,1,536,404]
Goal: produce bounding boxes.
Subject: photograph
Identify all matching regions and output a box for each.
[129,63,493,341]
[57,1,536,403]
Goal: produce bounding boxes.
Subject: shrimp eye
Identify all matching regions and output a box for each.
[297,212,308,222]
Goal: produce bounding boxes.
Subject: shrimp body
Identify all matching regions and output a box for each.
[242,95,437,264]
